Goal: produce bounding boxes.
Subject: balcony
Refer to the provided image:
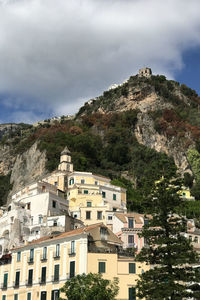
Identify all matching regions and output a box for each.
[13,282,19,289]
[40,255,47,262]
[25,280,33,287]
[39,278,46,285]
[68,248,76,256]
[1,283,7,290]
[53,252,60,259]
[27,257,34,264]
[52,275,59,283]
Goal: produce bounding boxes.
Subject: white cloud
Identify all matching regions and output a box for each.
[0,0,200,122]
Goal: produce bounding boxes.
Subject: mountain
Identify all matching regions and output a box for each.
[0,68,200,213]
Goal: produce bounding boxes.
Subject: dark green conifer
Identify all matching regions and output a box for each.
[136,177,200,299]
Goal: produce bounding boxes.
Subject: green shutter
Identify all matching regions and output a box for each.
[129,287,136,300]
[41,267,46,283]
[70,261,75,278]
[15,271,20,286]
[14,295,18,300]
[54,265,59,281]
[98,262,106,273]
[28,269,33,284]
[3,273,8,288]
[27,293,31,300]
[51,290,60,300]
[2,296,6,300]
[129,263,136,274]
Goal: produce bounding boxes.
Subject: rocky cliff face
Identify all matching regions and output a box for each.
[9,142,47,198]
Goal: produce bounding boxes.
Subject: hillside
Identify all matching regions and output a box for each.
[0,69,200,215]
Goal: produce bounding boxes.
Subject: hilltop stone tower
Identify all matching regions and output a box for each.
[58,146,73,172]
[138,67,152,78]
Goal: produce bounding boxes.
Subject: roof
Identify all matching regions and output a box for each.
[61,146,71,155]
[115,212,151,224]
[12,223,118,250]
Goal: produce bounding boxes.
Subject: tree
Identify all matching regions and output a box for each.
[59,273,119,300]
[136,177,200,299]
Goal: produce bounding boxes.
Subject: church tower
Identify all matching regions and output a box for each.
[58,146,73,173]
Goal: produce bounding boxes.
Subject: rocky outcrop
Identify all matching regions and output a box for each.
[134,113,193,174]
[0,144,16,175]
[9,142,47,197]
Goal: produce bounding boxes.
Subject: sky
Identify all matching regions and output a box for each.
[0,0,200,124]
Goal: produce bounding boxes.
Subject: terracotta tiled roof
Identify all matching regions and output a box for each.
[115,212,146,224]
[12,223,106,250]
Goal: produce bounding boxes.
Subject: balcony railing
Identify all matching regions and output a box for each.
[27,257,34,264]
[25,280,33,287]
[39,277,46,285]
[13,281,19,288]
[52,275,60,283]
[68,248,76,256]
[1,283,7,290]
[40,255,47,262]
[53,252,60,259]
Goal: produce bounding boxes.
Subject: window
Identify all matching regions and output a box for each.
[29,249,34,262]
[43,247,47,260]
[98,262,106,273]
[27,203,31,210]
[70,261,75,278]
[54,182,58,186]
[108,215,112,220]
[41,267,46,284]
[69,178,74,185]
[15,271,20,287]
[3,273,8,289]
[189,235,193,241]
[81,179,85,184]
[39,215,43,224]
[95,181,98,185]
[97,211,102,220]
[27,293,31,300]
[129,287,136,300]
[51,290,60,300]
[128,235,134,245]
[129,263,136,274]
[144,219,149,225]
[2,296,6,300]
[128,218,134,229]
[194,236,199,243]
[28,269,33,285]
[52,201,56,208]
[17,251,21,262]
[54,265,59,282]
[55,244,60,257]
[86,211,91,220]
[8,206,11,211]
[87,201,92,207]
[100,227,107,240]
[113,208,117,212]
[113,194,116,200]
[84,190,88,194]
[71,241,75,254]
[40,291,47,300]
[102,191,106,198]
[14,294,18,300]
[53,220,57,226]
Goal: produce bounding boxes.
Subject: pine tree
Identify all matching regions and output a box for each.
[136,177,200,299]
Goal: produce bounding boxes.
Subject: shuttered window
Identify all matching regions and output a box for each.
[27,293,31,300]
[70,261,75,278]
[28,269,33,285]
[129,263,136,274]
[98,262,106,273]
[54,265,59,281]
[51,290,60,300]
[129,287,136,300]
[41,267,46,283]
[15,271,20,287]
[3,273,8,288]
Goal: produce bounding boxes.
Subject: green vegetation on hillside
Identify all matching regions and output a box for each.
[0,174,12,206]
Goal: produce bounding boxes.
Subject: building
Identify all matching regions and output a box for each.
[112,213,150,252]
[138,67,152,78]
[43,147,127,226]
[0,181,72,254]
[0,223,148,300]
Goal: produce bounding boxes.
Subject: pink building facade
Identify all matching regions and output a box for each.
[112,213,149,252]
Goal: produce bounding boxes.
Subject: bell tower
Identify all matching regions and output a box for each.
[58,146,73,173]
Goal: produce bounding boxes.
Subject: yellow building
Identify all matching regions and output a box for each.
[0,223,147,300]
[43,147,127,226]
